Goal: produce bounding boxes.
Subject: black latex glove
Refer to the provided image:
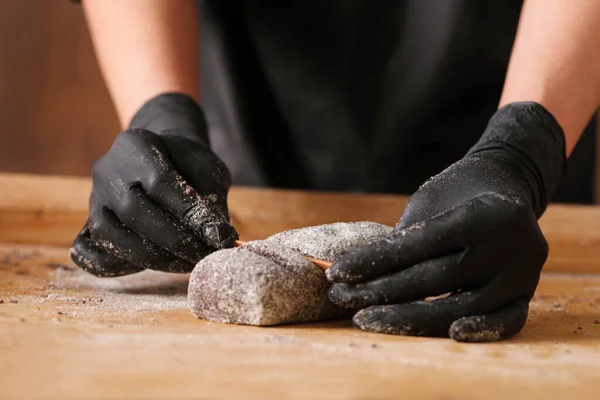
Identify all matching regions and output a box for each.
[70,93,238,277]
[327,102,566,342]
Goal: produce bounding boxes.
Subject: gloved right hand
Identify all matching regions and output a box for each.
[70,93,238,277]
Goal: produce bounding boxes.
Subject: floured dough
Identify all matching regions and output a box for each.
[266,221,393,262]
[188,221,392,326]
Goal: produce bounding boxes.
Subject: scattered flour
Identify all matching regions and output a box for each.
[40,267,189,316]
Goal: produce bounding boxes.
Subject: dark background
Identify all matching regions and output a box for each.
[0,1,598,202]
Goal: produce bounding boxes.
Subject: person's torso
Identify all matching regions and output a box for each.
[199,0,595,203]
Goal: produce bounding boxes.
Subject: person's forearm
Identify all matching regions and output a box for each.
[82,0,199,128]
[499,0,600,155]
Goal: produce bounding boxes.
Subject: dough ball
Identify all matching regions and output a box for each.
[188,222,392,326]
[188,240,340,326]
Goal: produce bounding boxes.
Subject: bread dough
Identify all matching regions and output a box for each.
[188,221,392,326]
[188,240,339,325]
[266,221,393,262]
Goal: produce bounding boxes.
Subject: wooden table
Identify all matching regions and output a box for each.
[1,173,600,399]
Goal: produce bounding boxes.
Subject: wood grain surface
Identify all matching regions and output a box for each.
[1,244,600,399]
[2,173,600,399]
[2,173,600,273]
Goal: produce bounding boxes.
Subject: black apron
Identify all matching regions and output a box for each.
[200,0,595,203]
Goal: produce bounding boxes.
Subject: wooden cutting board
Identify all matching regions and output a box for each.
[2,173,600,273]
[1,173,600,399]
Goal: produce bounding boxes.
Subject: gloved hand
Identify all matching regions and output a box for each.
[327,102,566,342]
[70,93,238,277]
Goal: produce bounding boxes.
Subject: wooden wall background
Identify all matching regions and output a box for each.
[0,0,118,176]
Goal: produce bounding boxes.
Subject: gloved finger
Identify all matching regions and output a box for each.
[159,132,231,197]
[111,185,212,263]
[88,206,194,273]
[182,203,238,250]
[137,134,237,249]
[70,223,143,277]
[449,298,529,342]
[352,290,486,337]
[329,252,471,309]
[142,158,237,249]
[104,129,237,249]
[327,195,498,284]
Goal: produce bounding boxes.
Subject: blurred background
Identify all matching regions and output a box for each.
[0,1,598,202]
[0,1,118,176]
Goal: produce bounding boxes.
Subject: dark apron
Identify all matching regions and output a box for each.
[200,0,595,203]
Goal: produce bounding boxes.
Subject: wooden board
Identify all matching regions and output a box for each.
[1,244,600,399]
[2,173,600,399]
[2,173,600,273]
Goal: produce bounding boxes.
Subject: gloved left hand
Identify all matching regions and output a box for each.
[326,102,566,342]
